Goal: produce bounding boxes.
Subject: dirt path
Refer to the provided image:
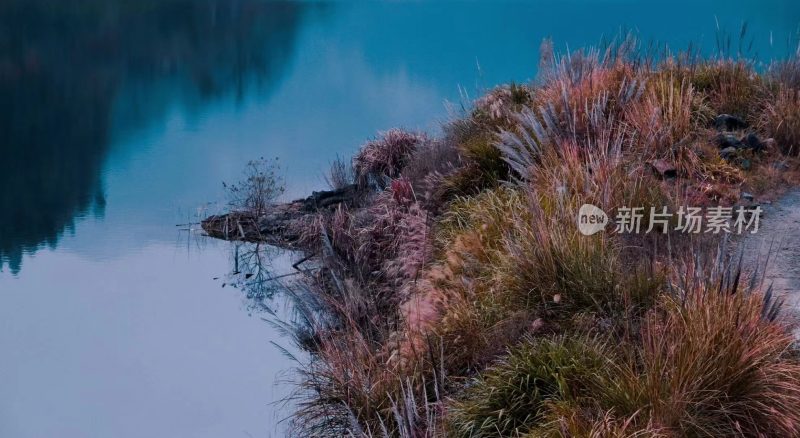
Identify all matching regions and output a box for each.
[741,189,800,311]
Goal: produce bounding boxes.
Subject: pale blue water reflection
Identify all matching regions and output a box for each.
[1,1,798,437]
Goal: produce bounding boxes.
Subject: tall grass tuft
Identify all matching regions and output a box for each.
[449,336,614,438]
[325,155,355,190]
[760,87,800,156]
[354,129,426,190]
[691,59,766,122]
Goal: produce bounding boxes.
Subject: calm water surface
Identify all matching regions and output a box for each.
[1,1,798,437]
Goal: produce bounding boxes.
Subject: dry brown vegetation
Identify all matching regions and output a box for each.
[269,37,800,437]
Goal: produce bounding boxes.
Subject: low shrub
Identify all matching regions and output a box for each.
[354,129,426,189]
[223,157,284,216]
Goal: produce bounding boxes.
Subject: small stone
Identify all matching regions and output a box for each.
[715,132,744,149]
[741,191,754,202]
[719,146,738,160]
[741,133,766,152]
[714,114,748,131]
[553,294,561,303]
[739,159,752,170]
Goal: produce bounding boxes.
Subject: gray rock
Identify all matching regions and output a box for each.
[740,158,752,170]
[741,132,766,152]
[742,191,754,201]
[720,146,738,160]
[715,132,744,149]
[714,114,748,131]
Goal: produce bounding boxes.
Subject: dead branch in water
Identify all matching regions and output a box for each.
[201,184,362,249]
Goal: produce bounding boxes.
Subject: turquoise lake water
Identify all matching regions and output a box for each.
[1,1,798,436]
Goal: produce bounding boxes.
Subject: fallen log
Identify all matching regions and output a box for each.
[201,184,361,249]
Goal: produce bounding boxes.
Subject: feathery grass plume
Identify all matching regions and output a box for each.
[473,83,534,124]
[759,87,800,156]
[355,192,428,278]
[381,200,431,303]
[354,129,426,190]
[284,240,451,437]
[400,138,463,207]
[498,68,643,182]
[529,39,645,146]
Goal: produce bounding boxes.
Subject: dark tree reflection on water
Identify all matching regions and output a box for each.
[0,0,316,274]
[226,242,287,311]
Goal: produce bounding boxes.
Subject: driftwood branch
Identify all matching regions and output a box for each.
[201,184,360,249]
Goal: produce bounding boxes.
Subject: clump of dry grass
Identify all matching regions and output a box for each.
[325,155,355,190]
[287,274,446,437]
[354,129,426,189]
[612,245,776,426]
[691,59,767,123]
[768,52,800,91]
[759,87,800,156]
[473,83,534,124]
[608,253,800,437]
[399,138,464,209]
[626,73,711,161]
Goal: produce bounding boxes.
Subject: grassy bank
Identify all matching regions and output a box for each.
[275,38,800,437]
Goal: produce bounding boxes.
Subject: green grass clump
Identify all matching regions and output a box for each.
[440,126,510,197]
[449,336,614,438]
